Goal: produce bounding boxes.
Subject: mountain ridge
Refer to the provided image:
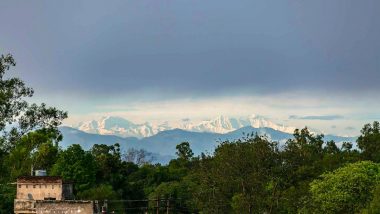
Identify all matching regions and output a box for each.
[60,125,357,163]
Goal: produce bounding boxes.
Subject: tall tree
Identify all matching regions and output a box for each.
[358,121,380,162]
[195,135,281,213]
[123,148,155,166]
[176,142,194,161]
[0,54,67,213]
[6,129,59,179]
[0,54,67,152]
[51,144,96,192]
[279,128,326,212]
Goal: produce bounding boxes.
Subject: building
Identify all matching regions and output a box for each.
[14,171,93,214]
[16,176,73,201]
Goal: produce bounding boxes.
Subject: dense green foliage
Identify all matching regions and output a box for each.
[2,54,380,213]
[310,161,380,213]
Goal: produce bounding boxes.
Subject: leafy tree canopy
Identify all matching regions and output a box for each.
[51,144,96,191]
[0,54,67,151]
[176,142,194,161]
[310,161,380,213]
[358,121,380,162]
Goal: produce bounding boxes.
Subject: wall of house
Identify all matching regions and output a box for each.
[14,199,36,214]
[17,183,62,200]
[35,201,94,214]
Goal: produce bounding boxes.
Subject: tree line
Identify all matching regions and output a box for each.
[2,54,380,213]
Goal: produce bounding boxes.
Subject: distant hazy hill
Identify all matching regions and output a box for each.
[59,127,174,163]
[60,126,357,164]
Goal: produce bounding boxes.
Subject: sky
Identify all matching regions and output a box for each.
[1,0,379,136]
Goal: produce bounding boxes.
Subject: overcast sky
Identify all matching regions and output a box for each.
[1,0,379,136]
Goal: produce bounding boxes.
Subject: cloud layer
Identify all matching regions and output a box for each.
[0,0,379,137]
[289,115,344,120]
[0,0,379,98]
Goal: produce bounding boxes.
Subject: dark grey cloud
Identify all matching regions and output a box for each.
[0,0,379,97]
[289,115,344,120]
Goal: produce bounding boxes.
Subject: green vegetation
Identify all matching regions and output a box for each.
[2,54,380,213]
[0,54,67,213]
[310,161,380,213]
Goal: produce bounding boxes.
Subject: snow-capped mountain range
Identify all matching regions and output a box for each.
[63,115,357,164]
[60,125,357,164]
[75,115,296,138]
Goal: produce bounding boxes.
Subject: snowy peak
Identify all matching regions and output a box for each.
[245,114,295,134]
[77,116,150,138]
[190,115,238,133]
[186,115,295,134]
[100,116,137,130]
[75,115,296,138]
